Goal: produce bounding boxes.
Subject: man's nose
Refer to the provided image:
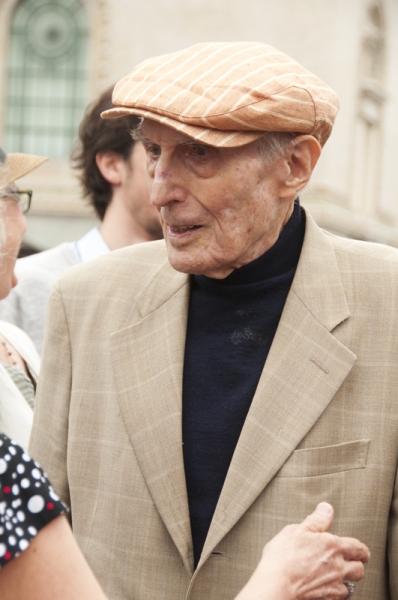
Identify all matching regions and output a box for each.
[149,156,185,208]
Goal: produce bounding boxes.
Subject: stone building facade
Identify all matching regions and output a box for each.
[0,0,397,249]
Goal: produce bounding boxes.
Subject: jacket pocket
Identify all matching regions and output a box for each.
[277,439,371,478]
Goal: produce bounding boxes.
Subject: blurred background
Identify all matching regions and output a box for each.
[0,0,397,252]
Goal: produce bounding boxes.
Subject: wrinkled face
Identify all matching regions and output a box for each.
[0,184,27,300]
[139,120,294,278]
[122,142,163,240]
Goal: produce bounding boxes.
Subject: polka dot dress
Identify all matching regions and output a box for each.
[0,433,66,568]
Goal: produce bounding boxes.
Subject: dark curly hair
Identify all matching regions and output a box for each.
[71,86,140,220]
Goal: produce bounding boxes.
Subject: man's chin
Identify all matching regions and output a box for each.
[166,247,204,276]
[166,249,232,279]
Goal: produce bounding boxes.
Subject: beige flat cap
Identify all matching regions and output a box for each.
[102,41,339,148]
[0,147,47,190]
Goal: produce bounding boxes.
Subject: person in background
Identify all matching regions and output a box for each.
[0,87,162,354]
[0,149,44,448]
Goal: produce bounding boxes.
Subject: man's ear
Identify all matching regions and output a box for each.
[278,135,321,199]
[95,152,125,186]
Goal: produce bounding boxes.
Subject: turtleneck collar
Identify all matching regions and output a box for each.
[193,199,305,292]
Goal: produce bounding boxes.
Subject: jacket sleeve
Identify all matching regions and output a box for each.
[29,280,72,513]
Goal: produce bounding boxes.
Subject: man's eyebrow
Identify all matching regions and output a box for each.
[130,127,210,148]
[130,128,151,144]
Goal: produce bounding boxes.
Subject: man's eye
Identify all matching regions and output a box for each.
[187,144,210,159]
[146,144,161,158]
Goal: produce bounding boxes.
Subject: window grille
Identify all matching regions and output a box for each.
[5,0,89,159]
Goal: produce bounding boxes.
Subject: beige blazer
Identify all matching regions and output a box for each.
[30,210,398,600]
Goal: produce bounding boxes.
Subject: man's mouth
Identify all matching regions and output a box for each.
[169,225,201,234]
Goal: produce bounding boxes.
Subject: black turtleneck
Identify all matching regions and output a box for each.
[182,200,306,566]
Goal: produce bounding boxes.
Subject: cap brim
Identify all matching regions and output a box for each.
[0,153,48,190]
[101,107,265,148]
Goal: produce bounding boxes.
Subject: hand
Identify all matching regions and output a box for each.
[235,502,370,600]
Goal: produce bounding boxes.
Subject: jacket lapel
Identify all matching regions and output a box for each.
[200,211,357,564]
[110,258,194,573]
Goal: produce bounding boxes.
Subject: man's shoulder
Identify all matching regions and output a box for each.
[326,231,398,267]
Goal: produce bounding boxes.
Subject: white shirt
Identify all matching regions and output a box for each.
[70,228,110,263]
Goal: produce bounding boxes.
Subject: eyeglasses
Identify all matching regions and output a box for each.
[3,190,33,214]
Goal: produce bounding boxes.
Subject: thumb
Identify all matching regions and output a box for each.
[301,502,334,533]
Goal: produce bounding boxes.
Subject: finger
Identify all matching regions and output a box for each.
[343,559,366,582]
[311,582,354,600]
[339,537,370,563]
[335,582,353,600]
[301,502,334,533]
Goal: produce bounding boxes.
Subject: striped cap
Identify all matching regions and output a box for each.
[102,42,339,148]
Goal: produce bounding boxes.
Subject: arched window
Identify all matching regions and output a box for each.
[5,0,88,158]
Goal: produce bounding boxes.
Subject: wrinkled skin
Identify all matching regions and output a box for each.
[0,184,27,300]
[138,120,320,279]
[235,503,369,600]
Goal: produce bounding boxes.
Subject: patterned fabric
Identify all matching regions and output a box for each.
[102,42,339,147]
[0,433,66,567]
[3,364,35,410]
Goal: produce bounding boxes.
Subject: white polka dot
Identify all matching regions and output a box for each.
[20,478,30,489]
[0,459,7,475]
[0,543,6,557]
[0,440,3,447]
[27,496,45,514]
[12,485,19,495]
[9,447,16,456]
[5,522,12,530]
[22,453,30,462]
[28,526,37,536]
[35,482,40,488]
[19,539,29,551]
[4,454,11,462]
[0,527,3,535]
[12,499,22,509]
[12,518,17,524]
[0,502,6,515]
[15,527,23,536]
[49,488,60,502]
[8,535,16,546]
[17,511,25,522]
[16,465,25,474]
[6,508,14,517]
[31,469,41,480]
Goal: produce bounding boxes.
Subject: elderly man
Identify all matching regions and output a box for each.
[30,42,398,600]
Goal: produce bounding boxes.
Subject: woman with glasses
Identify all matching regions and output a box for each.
[0,149,43,449]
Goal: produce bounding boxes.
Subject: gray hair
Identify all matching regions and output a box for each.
[256,131,297,164]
